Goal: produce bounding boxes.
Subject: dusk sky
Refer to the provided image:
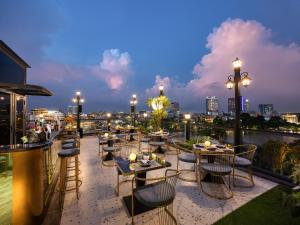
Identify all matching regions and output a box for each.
[1,0,300,113]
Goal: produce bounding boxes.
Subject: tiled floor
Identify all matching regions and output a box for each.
[60,136,277,225]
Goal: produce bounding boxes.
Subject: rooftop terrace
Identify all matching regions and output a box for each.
[50,136,277,225]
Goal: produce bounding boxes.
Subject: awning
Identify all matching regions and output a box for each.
[0,82,53,96]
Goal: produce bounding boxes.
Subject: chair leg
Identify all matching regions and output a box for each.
[75,155,79,199]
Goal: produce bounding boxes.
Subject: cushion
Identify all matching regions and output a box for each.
[62,139,75,144]
[103,146,120,152]
[58,148,80,157]
[202,163,232,175]
[135,181,175,208]
[178,153,196,163]
[62,143,75,149]
[234,156,251,166]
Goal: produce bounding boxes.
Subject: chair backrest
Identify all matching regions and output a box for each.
[234,144,257,161]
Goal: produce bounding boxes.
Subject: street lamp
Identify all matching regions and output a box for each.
[226,57,252,146]
[159,85,164,96]
[106,112,111,131]
[72,91,84,138]
[184,113,191,141]
[130,94,138,127]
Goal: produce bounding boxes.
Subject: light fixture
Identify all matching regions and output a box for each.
[106,112,111,118]
[76,91,81,96]
[159,85,164,91]
[204,140,211,148]
[226,77,234,89]
[184,113,191,120]
[241,73,251,87]
[80,99,85,103]
[232,57,242,69]
[132,94,136,98]
[72,98,76,103]
[128,153,137,162]
[151,98,163,111]
[143,112,148,118]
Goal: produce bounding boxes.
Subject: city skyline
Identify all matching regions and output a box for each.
[1,0,300,112]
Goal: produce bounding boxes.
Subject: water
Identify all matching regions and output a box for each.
[225,130,299,146]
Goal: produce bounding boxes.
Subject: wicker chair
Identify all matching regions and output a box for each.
[131,169,180,225]
[197,151,234,200]
[172,140,197,182]
[232,144,257,187]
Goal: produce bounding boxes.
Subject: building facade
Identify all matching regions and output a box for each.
[259,104,274,119]
[0,40,52,145]
[206,96,219,115]
[228,96,250,115]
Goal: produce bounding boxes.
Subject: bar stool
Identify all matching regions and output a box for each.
[58,148,81,208]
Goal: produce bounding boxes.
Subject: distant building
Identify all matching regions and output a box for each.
[169,102,180,117]
[259,104,274,119]
[281,113,299,124]
[206,96,219,115]
[228,96,249,115]
[67,105,77,115]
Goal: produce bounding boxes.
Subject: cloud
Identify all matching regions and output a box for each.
[147,19,300,112]
[91,49,133,90]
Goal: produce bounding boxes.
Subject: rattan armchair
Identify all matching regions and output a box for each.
[131,169,180,225]
[197,151,234,200]
[232,144,257,187]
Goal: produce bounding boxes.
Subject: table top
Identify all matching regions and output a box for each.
[149,141,165,146]
[115,156,171,176]
[193,144,234,154]
[149,132,169,137]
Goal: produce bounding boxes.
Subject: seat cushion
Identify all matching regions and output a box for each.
[62,143,75,149]
[202,163,232,175]
[103,146,120,152]
[178,153,196,163]
[58,148,80,158]
[234,156,251,166]
[134,181,175,208]
[62,139,75,144]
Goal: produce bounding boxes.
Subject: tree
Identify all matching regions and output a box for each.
[147,95,170,131]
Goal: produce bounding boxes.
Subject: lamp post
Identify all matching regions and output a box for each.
[143,112,148,128]
[226,57,252,147]
[72,91,84,138]
[106,112,111,131]
[159,85,164,96]
[184,113,191,141]
[130,94,137,127]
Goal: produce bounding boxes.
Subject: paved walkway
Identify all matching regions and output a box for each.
[60,136,277,225]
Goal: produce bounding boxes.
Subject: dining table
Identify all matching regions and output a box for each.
[101,135,119,161]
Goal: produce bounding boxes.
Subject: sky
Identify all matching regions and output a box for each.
[1,0,300,113]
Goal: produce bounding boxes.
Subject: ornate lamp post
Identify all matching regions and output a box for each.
[130,94,138,127]
[159,85,164,96]
[106,112,111,131]
[184,113,191,141]
[72,91,84,138]
[226,57,252,146]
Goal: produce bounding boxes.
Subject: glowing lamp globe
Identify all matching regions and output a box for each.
[226,79,234,89]
[151,98,163,111]
[232,57,242,69]
[128,153,137,162]
[241,75,251,87]
[204,140,211,148]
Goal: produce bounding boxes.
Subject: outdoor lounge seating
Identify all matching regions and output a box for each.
[232,144,257,187]
[197,152,234,200]
[173,140,197,182]
[131,169,180,225]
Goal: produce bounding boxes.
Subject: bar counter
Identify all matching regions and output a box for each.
[0,133,62,225]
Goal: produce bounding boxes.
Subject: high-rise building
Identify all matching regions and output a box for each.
[168,102,180,118]
[67,105,77,115]
[206,96,219,115]
[259,104,274,119]
[228,96,249,115]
